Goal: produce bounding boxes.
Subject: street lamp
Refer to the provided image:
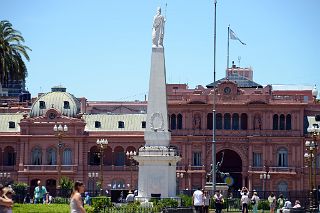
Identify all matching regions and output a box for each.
[176,172,184,194]
[88,172,99,195]
[96,139,108,195]
[53,124,68,189]
[0,172,11,185]
[305,122,319,212]
[260,172,270,198]
[126,151,136,191]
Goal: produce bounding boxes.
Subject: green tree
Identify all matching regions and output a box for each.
[0,20,31,84]
[59,176,74,197]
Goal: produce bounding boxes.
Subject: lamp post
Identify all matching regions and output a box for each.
[260,172,270,198]
[53,124,68,189]
[0,172,10,185]
[126,151,136,191]
[88,172,99,196]
[176,172,184,194]
[96,139,108,195]
[305,122,319,212]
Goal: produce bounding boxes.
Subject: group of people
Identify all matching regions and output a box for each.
[268,193,301,213]
[240,187,302,213]
[192,188,223,213]
[30,180,52,204]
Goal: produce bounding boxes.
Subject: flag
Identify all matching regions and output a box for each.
[229,28,246,45]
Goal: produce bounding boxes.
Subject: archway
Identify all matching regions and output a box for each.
[217,149,242,190]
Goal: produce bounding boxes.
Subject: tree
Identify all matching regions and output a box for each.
[0,20,31,85]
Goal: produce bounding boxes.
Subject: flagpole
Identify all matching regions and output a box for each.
[227,25,230,69]
[212,0,217,193]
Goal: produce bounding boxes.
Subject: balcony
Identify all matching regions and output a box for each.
[20,165,78,173]
[87,165,138,171]
[249,166,297,175]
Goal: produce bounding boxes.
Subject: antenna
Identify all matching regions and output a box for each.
[238,56,241,67]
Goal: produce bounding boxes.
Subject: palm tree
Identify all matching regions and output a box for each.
[0,20,31,85]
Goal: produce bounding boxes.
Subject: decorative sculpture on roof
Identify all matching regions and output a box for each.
[206,151,230,183]
[152,7,165,47]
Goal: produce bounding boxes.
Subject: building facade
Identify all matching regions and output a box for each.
[0,67,319,196]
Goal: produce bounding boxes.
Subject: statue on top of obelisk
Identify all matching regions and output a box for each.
[152,7,165,48]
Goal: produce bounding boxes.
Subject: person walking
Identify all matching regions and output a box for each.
[268,193,276,213]
[203,190,210,213]
[251,191,260,213]
[213,190,223,213]
[34,180,47,204]
[192,187,204,213]
[70,181,86,213]
[276,194,285,213]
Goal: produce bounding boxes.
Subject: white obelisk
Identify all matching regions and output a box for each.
[134,7,181,199]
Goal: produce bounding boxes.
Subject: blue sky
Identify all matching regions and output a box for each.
[2,0,320,101]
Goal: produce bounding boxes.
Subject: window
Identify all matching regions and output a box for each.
[240,113,248,130]
[95,121,101,128]
[280,114,285,130]
[253,153,262,167]
[286,114,292,130]
[170,114,176,130]
[63,101,70,109]
[39,101,46,109]
[273,114,279,130]
[8,121,15,128]
[316,154,320,168]
[216,113,222,130]
[224,113,231,130]
[177,114,183,129]
[232,113,239,130]
[4,147,15,166]
[207,113,213,130]
[63,148,72,165]
[277,181,288,193]
[192,152,201,166]
[118,121,125,128]
[31,147,42,165]
[115,151,125,166]
[141,121,146,128]
[277,148,288,167]
[47,147,57,165]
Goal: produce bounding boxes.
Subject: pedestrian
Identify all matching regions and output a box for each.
[293,200,301,208]
[213,190,223,213]
[126,191,135,203]
[240,191,249,213]
[276,194,285,213]
[268,193,276,213]
[203,190,210,213]
[70,180,86,213]
[251,191,260,213]
[34,180,47,204]
[192,187,204,213]
[1,187,14,213]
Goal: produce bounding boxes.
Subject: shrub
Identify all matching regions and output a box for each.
[91,196,111,211]
[258,199,270,210]
[12,182,28,203]
[53,197,70,204]
[178,194,192,207]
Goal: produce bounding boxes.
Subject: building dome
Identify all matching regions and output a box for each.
[30,86,81,118]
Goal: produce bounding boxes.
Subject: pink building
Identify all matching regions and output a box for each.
[0,68,319,195]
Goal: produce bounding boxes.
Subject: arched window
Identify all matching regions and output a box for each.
[63,148,72,165]
[280,114,285,130]
[216,113,222,130]
[277,148,288,167]
[286,114,292,130]
[207,113,213,130]
[177,114,183,129]
[277,181,288,196]
[104,146,112,166]
[171,114,176,130]
[31,147,42,165]
[273,114,279,130]
[4,146,15,166]
[224,113,231,130]
[46,147,57,165]
[89,146,100,165]
[114,146,125,166]
[232,113,239,130]
[240,113,248,130]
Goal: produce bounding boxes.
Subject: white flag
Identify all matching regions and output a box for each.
[230,28,246,45]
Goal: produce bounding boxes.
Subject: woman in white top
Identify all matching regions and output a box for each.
[240,191,249,213]
[251,191,260,213]
[70,181,86,213]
